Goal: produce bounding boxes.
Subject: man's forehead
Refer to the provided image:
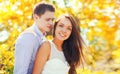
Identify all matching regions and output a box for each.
[42,11,54,18]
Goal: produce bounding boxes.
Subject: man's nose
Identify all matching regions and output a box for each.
[49,20,53,25]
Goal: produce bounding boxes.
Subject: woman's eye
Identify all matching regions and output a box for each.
[67,28,72,31]
[59,25,63,27]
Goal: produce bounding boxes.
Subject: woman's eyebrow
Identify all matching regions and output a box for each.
[60,22,72,27]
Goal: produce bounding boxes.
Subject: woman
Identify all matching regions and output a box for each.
[32,14,85,74]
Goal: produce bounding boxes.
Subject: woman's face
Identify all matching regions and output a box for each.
[54,17,72,41]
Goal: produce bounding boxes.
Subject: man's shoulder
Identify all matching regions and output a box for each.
[16,27,37,41]
[24,28,37,36]
[20,27,37,37]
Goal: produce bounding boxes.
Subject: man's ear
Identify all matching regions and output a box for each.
[33,14,39,20]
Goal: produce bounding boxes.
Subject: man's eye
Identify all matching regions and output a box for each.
[52,18,54,21]
[46,19,50,21]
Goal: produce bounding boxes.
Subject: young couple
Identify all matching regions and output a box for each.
[14,2,85,74]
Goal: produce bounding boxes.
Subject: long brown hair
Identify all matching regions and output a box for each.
[53,14,85,74]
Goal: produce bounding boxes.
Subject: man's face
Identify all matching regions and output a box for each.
[35,11,55,33]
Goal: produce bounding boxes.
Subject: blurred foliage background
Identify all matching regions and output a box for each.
[0,0,120,74]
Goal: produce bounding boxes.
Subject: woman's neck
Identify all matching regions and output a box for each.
[52,38,63,51]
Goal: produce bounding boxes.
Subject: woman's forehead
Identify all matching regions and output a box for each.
[58,18,72,26]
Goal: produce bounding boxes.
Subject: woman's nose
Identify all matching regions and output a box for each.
[62,28,67,33]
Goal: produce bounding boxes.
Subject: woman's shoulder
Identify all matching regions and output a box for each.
[37,41,51,58]
[41,41,51,48]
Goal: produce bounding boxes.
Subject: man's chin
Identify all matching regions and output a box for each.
[46,29,52,35]
[46,30,50,32]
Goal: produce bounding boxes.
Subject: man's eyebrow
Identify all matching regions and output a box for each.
[47,17,55,19]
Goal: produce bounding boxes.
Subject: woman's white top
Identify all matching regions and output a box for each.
[41,41,69,74]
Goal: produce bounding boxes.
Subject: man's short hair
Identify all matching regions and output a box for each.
[33,2,55,17]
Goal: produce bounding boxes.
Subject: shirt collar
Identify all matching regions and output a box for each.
[33,24,46,37]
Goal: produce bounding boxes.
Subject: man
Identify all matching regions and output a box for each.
[14,2,55,74]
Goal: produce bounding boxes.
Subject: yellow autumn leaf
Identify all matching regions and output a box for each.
[112,48,120,59]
